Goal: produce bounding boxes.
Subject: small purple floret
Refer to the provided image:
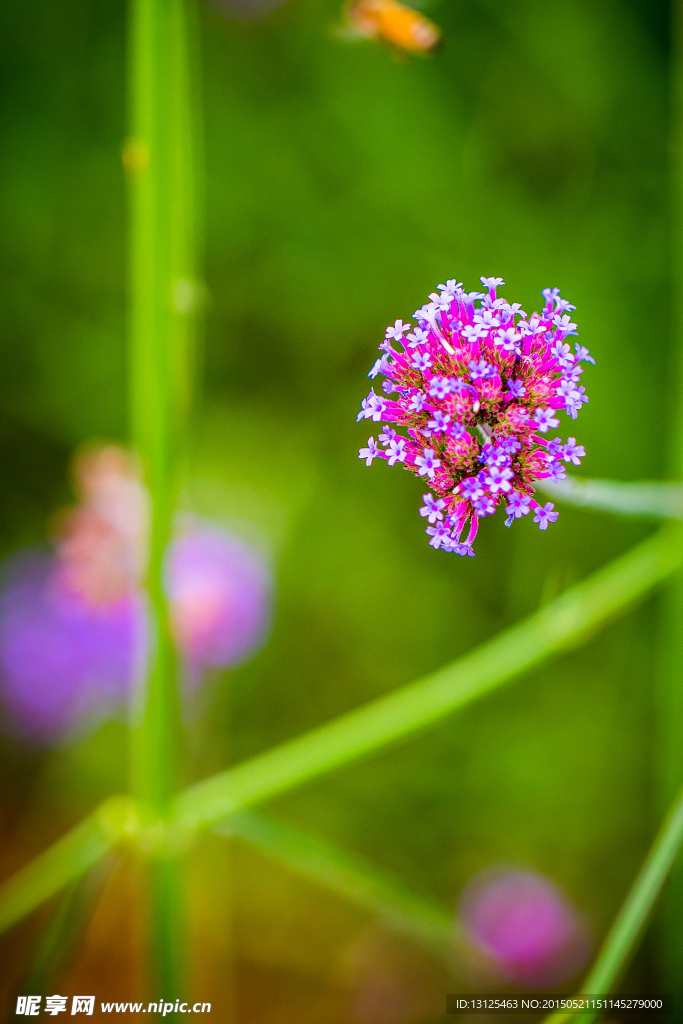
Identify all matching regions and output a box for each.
[468,359,495,381]
[534,408,560,433]
[415,449,441,479]
[562,437,585,465]
[506,379,526,398]
[533,502,559,530]
[359,437,382,466]
[419,495,446,524]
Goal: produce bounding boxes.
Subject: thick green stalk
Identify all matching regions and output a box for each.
[172,525,683,837]
[543,783,683,1024]
[127,0,199,1002]
[128,0,184,815]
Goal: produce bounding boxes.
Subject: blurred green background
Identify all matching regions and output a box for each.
[0,0,673,1018]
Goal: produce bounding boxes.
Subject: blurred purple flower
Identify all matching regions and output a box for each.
[0,551,143,742]
[0,445,272,743]
[459,868,591,988]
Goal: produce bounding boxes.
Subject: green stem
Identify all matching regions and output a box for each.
[539,478,683,519]
[172,525,683,836]
[220,812,457,959]
[127,0,199,1001]
[543,783,683,1024]
[0,796,136,936]
[128,0,182,816]
[20,858,114,996]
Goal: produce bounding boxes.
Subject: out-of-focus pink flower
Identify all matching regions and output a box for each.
[0,444,271,742]
[459,867,591,988]
[168,519,271,682]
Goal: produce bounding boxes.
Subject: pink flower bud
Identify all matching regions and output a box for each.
[459,867,591,988]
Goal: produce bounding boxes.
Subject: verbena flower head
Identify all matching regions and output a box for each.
[459,867,591,987]
[357,278,592,555]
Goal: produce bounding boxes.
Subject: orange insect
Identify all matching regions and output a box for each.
[343,0,441,55]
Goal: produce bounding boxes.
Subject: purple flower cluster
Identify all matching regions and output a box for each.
[357,278,592,555]
[0,526,271,744]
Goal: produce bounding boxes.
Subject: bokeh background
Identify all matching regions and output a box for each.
[0,0,672,1018]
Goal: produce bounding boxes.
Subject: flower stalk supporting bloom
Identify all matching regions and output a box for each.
[127,0,200,1000]
[358,278,592,555]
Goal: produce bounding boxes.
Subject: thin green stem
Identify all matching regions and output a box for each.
[219,811,457,959]
[20,858,114,997]
[539,478,683,520]
[127,0,199,1002]
[543,783,683,1024]
[172,525,683,837]
[0,796,136,937]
